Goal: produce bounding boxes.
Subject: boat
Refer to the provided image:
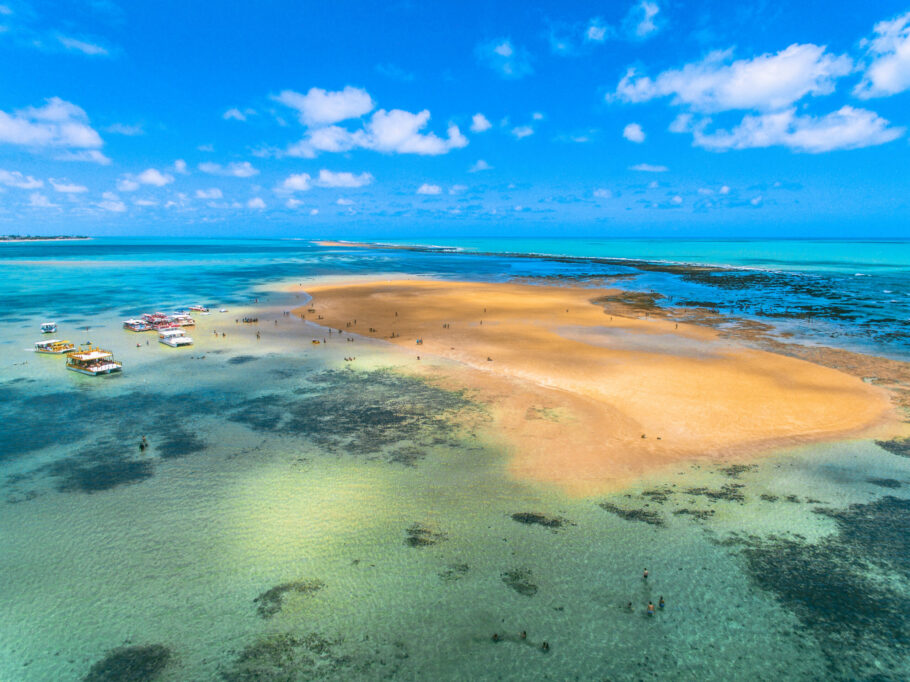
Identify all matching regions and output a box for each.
[188,304,209,312]
[170,313,195,327]
[65,345,122,375]
[158,328,193,347]
[123,319,151,332]
[34,339,75,354]
[142,312,174,330]
[40,322,57,334]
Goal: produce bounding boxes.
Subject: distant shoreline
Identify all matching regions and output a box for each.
[0,236,92,243]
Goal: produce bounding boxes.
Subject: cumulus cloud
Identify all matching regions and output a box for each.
[854,11,910,98]
[280,173,311,192]
[623,122,645,142]
[286,198,304,209]
[586,19,612,43]
[49,178,87,193]
[116,177,140,192]
[0,97,106,160]
[471,113,492,132]
[476,38,532,79]
[687,106,904,153]
[137,168,174,186]
[512,125,534,139]
[105,122,144,136]
[195,188,223,199]
[57,36,108,56]
[314,169,373,187]
[614,44,852,112]
[336,197,354,206]
[247,197,266,209]
[624,1,661,39]
[630,163,668,172]
[29,192,57,208]
[96,191,125,212]
[416,183,442,195]
[223,107,256,121]
[0,169,43,189]
[173,159,188,174]
[469,159,492,172]
[198,161,259,177]
[274,86,374,126]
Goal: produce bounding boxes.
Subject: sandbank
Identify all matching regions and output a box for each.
[295,279,897,496]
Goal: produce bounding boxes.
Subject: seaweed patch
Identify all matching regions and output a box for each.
[683,484,745,503]
[510,512,570,530]
[404,523,447,548]
[438,563,469,582]
[156,429,206,460]
[227,355,258,365]
[598,502,665,527]
[865,477,902,488]
[501,568,538,596]
[875,437,910,458]
[83,644,171,682]
[254,579,325,618]
[673,508,715,521]
[44,440,154,493]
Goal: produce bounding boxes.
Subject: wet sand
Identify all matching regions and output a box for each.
[295,279,898,496]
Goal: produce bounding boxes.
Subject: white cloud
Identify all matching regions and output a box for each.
[476,38,532,79]
[624,1,661,39]
[195,188,222,199]
[688,106,904,153]
[309,208,319,216]
[0,169,43,189]
[469,159,492,172]
[615,44,852,112]
[198,161,259,177]
[630,163,669,172]
[97,191,125,212]
[223,108,247,121]
[449,184,468,194]
[532,112,544,121]
[336,198,354,205]
[105,123,144,136]
[286,198,304,209]
[134,198,158,206]
[586,19,611,43]
[49,178,87,193]
[512,125,534,139]
[314,169,373,188]
[854,11,910,98]
[281,173,311,192]
[173,159,188,174]
[366,109,467,154]
[137,168,174,186]
[0,97,105,155]
[247,197,266,209]
[417,183,442,195]
[57,36,108,56]
[593,188,613,198]
[720,185,731,194]
[29,192,57,208]
[274,86,374,126]
[671,194,683,205]
[471,113,492,132]
[55,150,111,164]
[623,122,645,142]
[750,195,763,206]
[116,178,140,192]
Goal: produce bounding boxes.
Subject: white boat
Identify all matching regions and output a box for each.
[123,318,151,332]
[34,339,75,354]
[158,328,193,347]
[170,313,195,327]
[40,322,57,334]
[188,304,209,312]
[66,345,122,375]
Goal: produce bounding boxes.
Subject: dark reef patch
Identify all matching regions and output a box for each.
[640,487,673,504]
[866,477,902,488]
[502,568,538,596]
[227,355,258,365]
[438,563,469,582]
[254,579,325,618]
[760,494,779,502]
[717,464,757,479]
[45,440,154,493]
[228,368,476,465]
[729,495,910,679]
[404,523,447,548]
[673,508,715,521]
[83,644,171,682]
[875,437,910,458]
[683,484,746,503]
[598,502,664,527]
[155,429,206,460]
[510,512,569,530]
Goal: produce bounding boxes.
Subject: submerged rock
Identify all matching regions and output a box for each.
[404,523,447,548]
[502,568,538,597]
[254,579,325,618]
[875,437,910,458]
[683,483,746,503]
[438,563,469,582]
[866,477,902,488]
[598,502,665,527]
[83,644,170,682]
[510,512,568,529]
[673,508,715,521]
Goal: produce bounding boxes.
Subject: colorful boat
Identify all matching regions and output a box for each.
[142,313,174,330]
[65,345,122,375]
[40,322,57,334]
[34,339,75,354]
[158,328,193,347]
[123,318,151,332]
[188,304,209,312]
[170,313,196,327]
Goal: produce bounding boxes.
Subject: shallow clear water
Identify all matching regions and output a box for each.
[1,239,908,680]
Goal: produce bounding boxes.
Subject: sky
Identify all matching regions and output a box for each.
[1,0,909,238]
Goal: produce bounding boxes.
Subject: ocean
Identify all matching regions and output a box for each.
[1,237,908,681]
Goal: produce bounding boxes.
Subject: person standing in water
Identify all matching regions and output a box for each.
[647,602,655,616]
[659,596,665,609]
[643,568,649,580]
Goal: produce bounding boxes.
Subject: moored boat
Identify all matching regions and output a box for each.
[34,339,75,354]
[170,312,195,327]
[40,322,57,334]
[123,318,151,332]
[65,345,122,375]
[158,328,193,347]
[188,304,209,312]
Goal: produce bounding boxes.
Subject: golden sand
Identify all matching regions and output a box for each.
[295,279,897,496]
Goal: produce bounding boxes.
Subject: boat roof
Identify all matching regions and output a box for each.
[71,350,112,360]
[158,328,186,335]
[36,339,63,345]
[41,322,56,326]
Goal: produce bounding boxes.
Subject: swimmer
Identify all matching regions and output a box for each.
[520,631,527,640]
[659,596,665,609]
[647,602,655,616]
[541,642,549,652]
[643,568,649,580]
[491,633,500,643]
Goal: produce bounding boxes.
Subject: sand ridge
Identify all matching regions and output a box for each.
[295,279,897,496]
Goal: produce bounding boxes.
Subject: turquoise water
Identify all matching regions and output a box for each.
[1,238,909,680]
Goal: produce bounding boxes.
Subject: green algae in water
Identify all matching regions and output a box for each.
[254,579,326,618]
[501,567,538,596]
[83,644,171,682]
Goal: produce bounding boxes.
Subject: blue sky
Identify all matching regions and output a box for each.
[1,0,909,238]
